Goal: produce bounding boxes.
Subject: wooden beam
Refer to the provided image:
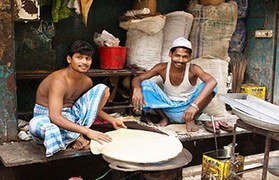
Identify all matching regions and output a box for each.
[16,69,145,79]
[0,0,18,142]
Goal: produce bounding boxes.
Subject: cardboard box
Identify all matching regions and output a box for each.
[201,150,244,180]
[240,84,266,100]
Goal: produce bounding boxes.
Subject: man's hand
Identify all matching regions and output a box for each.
[132,88,145,111]
[85,129,112,144]
[183,106,198,122]
[112,119,127,129]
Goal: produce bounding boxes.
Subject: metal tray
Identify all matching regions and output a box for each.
[220,93,279,132]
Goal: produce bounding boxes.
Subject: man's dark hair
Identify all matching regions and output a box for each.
[68,40,95,57]
[170,46,192,54]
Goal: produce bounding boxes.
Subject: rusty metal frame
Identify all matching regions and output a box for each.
[232,119,279,180]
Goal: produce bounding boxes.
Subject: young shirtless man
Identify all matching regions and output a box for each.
[132,37,217,132]
[29,40,126,157]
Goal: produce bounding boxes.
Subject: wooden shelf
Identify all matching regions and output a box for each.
[16,69,145,79]
[17,104,134,117]
[16,69,143,117]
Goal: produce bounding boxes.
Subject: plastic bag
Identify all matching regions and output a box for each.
[93,30,120,47]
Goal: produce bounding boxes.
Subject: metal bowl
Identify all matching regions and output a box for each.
[268,156,279,176]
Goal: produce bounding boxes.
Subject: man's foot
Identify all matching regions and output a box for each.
[71,135,89,150]
[155,117,170,127]
[186,121,199,132]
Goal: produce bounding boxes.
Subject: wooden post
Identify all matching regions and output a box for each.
[0,0,18,143]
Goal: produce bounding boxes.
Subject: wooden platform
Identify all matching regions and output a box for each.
[0,117,250,168]
[0,141,91,167]
[160,116,249,141]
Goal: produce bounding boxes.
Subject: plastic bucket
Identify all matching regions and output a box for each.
[99,46,127,70]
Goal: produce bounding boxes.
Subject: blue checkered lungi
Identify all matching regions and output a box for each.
[29,84,108,157]
[141,80,217,123]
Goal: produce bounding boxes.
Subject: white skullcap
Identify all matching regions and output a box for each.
[171,37,192,50]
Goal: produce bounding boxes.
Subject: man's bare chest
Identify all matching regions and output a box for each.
[64,84,87,101]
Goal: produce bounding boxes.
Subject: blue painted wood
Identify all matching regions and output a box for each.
[273,15,279,105]
[245,0,277,102]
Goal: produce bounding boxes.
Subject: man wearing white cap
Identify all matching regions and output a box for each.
[131,37,217,132]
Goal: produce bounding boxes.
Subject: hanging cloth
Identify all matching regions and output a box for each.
[81,0,94,26]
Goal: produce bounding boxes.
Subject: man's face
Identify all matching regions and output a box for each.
[67,53,92,73]
[169,48,191,68]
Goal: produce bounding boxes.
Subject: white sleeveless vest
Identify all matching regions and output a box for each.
[163,62,196,102]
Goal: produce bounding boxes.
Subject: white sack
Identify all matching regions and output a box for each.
[191,56,231,117]
[120,15,166,35]
[125,29,163,71]
[161,11,194,62]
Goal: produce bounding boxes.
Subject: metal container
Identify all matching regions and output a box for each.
[220,93,279,132]
[202,149,244,180]
[268,156,279,176]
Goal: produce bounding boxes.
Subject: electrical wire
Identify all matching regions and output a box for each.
[95,169,112,180]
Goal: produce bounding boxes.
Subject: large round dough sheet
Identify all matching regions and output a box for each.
[90,128,183,163]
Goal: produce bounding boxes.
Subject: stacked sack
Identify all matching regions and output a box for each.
[120,0,239,118]
[161,11,194,62]
[188,1,238,60]
[120,15,165,71]
[187,0,238,118]
[120,0,164,71]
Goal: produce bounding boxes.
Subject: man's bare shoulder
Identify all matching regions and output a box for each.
[189,63,204,73]
[45,69,67,82]
[152,62,167,71]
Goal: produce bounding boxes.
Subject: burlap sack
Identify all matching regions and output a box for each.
[188,1,238,60]
[161,11,194,62]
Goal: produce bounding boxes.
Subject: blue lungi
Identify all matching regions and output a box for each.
[141,80,217,123]
[29,84,108,157]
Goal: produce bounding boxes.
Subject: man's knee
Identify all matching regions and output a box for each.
[140,79,153,87]
[29,116,42,134]
[29,117,51,140]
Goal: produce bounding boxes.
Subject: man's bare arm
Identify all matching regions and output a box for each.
[190,64,217,106]
[98,110,127,129]
[131,63,166,110]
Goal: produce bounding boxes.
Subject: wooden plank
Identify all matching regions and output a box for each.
[0,0,18,142]
[0,141,92,167]
[0,141,47,167]
[17,104,134,117]
[171,125,250,142]
[16,69,145,79]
